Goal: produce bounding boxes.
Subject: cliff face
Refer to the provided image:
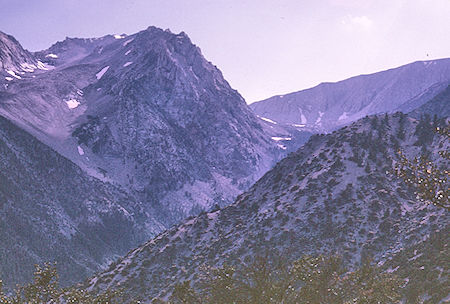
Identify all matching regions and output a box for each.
[0,31,39,73]
[0,27,284,227]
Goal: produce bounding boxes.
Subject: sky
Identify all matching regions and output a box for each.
[1,0,450,103]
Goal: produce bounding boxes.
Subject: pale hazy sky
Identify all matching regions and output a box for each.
[1,0,450,103]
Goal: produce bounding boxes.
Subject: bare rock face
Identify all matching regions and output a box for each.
[66,28,282,220]
[0,27,285,227]
[250,58,450,132]
[0,31,39,73]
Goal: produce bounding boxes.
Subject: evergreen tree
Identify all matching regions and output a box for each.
[0,263,127,304]
[169,254,401,304]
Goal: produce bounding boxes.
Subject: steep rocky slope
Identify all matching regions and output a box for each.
[0,31,41,75]
[86,113,449,301]
[250,59,450,132]
[0,27,284,225]
[0,115,162,289]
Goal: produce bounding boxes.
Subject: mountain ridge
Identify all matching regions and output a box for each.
[0,27,285,226]
[250,58,450,132]
[85,112,449,301]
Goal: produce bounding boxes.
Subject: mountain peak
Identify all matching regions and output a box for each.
[0,27,282,232]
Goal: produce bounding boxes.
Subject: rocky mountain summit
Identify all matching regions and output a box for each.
[0,27,287,226]
[86,113,449,302]
[251,58,450,132]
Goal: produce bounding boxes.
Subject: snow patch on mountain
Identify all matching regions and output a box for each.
[123,39,134,46]
[20,63,36,72]
[259,116,278,124]
[96,66,109,79]
[338,111,349,121]
[7,70,21,79]
[271,136,292,141]
[36,60,49,70]
[315,111,324,125]
[299,108,307,124]
[66,99,80,109]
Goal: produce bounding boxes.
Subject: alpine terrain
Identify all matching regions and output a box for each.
[0,27,294,227]
[0,24,448,303]
[86,113,449,302]
[250,58,450,133]
[0,26,314,290]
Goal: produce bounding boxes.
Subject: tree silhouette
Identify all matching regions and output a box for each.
[169,254,401,304]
